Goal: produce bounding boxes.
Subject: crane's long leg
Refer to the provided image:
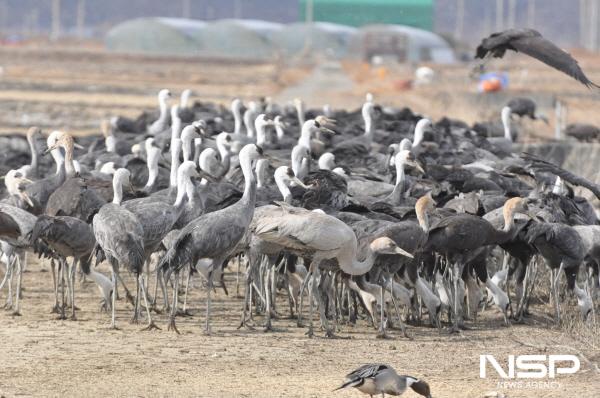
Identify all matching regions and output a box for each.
[140,274,160,331]
[4,254,17,311]
[264,264,273,331]
[204,264,217,335]
[58,258,66,320]
[47,259,60,313]
[12,254,23,316]
[2,255,15,310]
[553,262,564,324]
[305,260,319,338]
[69,258,77,320]
[238,256,255,330]
[115,271,135,306]
[376,281,388,339]
[180,265,193,316]
[110,267,118,329]
[167,270,180,333]
[298,261,314,328]
[0,254,12,291]
[450,262,462,334]
[157,267,168,313]
[130,272,141,324]
[151,264,160,307]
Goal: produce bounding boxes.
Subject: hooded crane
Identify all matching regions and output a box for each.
[92,168,153,330]
[476,29,599,88]
[335,364,432,398]
[0,203,36,315]
[29,215,112,320]
[158,144,264,334]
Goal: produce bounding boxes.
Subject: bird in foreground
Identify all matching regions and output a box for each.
[335,364,432,398]
[476,29,599,88]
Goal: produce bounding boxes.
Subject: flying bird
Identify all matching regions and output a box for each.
[476,29,599,88]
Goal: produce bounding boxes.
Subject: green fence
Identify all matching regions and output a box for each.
[299,0,434,30]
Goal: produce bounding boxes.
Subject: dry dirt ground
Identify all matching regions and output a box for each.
[0,258,598,398]
[0,45,599,397]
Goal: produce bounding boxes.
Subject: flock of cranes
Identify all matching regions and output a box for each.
[0,86,598,340]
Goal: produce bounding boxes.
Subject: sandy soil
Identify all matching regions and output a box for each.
[0,45,599,397]
[0,258,598,398]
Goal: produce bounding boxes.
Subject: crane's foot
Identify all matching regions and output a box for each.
[151,306,163,315]
[125,292,135,306]
[130,314,140,324]
[141,321,161,331]
[167,318,180,334]
[263,321,273,332]
[376,330,391,339]
[237,319,255,330]
[50,304,60,313]
[56,312,67,320]
[305,326,314,338]
[11,310,21,317]
[447,325,461,334]
[69,314,77,321]
[108,324,121,331]
[203,325,212,336]
[99,300,111,313]
[176,309,194,317]
[325,329,350,339]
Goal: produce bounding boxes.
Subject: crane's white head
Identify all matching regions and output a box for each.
[144,137,155,154]
[399,138,413,151]
[181,124,201,142]
[180,89,192,108]
[231,98,243,113]
[239,143,264,163]
[101,120,113,138]
[45,131,73,154]
[4,169,33,206]
[318,152,336,170]
[275,166,308,189]
[131,143,141,157]
[395,150,424,173]
[177,160,200,181]
[99,161,117,175]
[413,118,431,148]
[26,126,42,142]
[216,132,232,148]
[158,89,172,103]
[365,92,374,103]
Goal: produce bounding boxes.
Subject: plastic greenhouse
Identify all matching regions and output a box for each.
[350,24,456,63]
[270,22,357,59]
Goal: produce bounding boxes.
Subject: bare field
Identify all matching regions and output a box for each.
[0,258,598,398]
[0,45,599,397]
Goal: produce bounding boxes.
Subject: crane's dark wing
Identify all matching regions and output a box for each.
[510,33,599,88]
[521,153,600,199]
[0,211,21,242]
